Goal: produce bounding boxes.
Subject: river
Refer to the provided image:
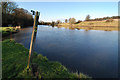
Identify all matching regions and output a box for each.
[4,25,118,78]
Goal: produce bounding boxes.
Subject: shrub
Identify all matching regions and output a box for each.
[75,20,82,24]
[106,19,114,22]
[88,23,94,25]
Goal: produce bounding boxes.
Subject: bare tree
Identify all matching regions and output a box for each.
[1,0,18,26]
[12,8,33,27]
[85,14,90,21]
[1,0,18,14]
[65,19,68,23]
[69,18,76,24]
[56,20,61,24]
[69,18,76,29]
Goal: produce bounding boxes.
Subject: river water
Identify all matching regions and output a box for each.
[5,25,118,78]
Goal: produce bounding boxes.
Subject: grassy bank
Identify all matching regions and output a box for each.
[2,39,91,79]
[58,19,119,31]
[0,27,19,37]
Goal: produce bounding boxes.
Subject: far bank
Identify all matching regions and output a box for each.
[57,19,119,31]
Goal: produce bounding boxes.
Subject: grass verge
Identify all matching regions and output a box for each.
[2,39,92,79]
[0,27,18,37]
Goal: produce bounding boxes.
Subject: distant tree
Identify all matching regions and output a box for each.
[69,18,71,23]
[1,0,18,26]
[39,21,44,25]
[83,16,120,21]
[65,19,68,23]
[69,18,76,29]
[69,18,76,24]
[1,0,33,27]
[52,21,55,27]
[1,0,18,14]
[12,8,33,27]
[56,20,61,24]
[85,14,90,21]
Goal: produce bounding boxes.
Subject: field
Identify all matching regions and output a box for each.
[58,19,119,31]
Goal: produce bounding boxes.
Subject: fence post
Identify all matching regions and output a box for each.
[27,11,40,70]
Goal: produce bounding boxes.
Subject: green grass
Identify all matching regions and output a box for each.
[76,20,118,27]
[0,27,18,37]
[2,39,92,79]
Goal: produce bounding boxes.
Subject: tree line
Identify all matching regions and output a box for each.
[86,15,120,21]
[53,15,120,25]
[1,1,33,27]
[39,14,120,26]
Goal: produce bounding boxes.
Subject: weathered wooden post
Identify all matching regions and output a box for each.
[27,10,40,70]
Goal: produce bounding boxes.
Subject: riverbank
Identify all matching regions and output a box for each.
[2,39,91,79]
[57,19,119,31]
[0,27,19,37]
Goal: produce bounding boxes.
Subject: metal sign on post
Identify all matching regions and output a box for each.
[27,10,40,70]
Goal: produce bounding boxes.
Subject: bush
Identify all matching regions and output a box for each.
[106,19,114,22]
[88,23,94,25]
[75,20,82,24]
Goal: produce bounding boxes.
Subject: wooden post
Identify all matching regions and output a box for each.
[27,11,40,70]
